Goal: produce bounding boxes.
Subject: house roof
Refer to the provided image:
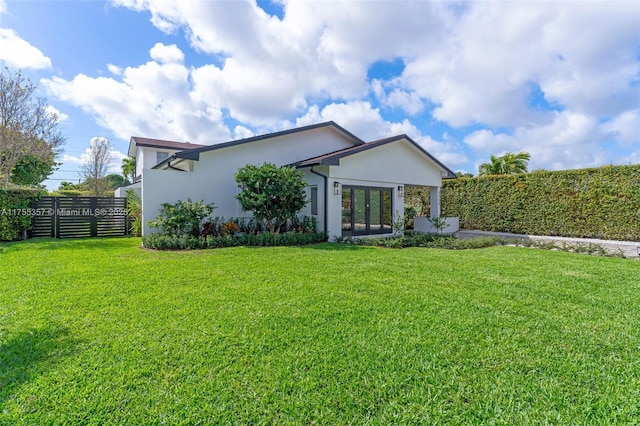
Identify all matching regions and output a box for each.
[152,121,365,168]
[128,137,206,157]
[293,134,457,179]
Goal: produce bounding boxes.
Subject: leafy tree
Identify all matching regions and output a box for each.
[10,154,57,186]
[0,67,65,188]
[122,157,136,183]
[105,173,129,189]
[81,137,113,196]
[478,151,530,176]
[235,162,307,234]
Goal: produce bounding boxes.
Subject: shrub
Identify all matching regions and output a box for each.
[235,162,307,233]
[147,199,215,237]
[337,233,501,250]
[126,190,142,237]
[142,230,328,250]
[0,188,46,241]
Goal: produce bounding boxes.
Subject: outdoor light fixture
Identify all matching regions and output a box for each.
[398,185,404,197]
[334,181,341,195]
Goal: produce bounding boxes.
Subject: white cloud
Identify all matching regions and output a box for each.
[464,111,608,171]
[232,125,255,140]
[0,28,51,70]
[149,42,184,64]
[601,109,640,146]
[42,0,638,173]
[107,64,123,76]
[42,55,231,144]
[45,105,69,122]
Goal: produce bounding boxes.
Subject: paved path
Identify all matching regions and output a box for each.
[455,230,640,259]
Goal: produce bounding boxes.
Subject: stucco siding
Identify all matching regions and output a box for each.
[142,169,198,236]
[333,139,443,187]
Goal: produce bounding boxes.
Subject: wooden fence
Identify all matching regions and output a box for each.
[30,197,130,239]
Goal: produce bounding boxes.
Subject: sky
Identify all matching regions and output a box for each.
[0,0,638,190]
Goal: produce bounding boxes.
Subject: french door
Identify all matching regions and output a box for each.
[341,186,392,236]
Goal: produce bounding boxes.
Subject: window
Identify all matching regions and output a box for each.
[156,151,169,163]
[310,186,318,216]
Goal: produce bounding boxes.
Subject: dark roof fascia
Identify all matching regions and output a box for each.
[130,136,205,150]
[152,154,178,170]
[129,137,205,157]
[172,121,365,160]
[294,135,457,178]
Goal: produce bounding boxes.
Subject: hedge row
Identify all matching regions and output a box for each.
[441,165,640,241]
[0,188,46,241]
[142,231,329,250]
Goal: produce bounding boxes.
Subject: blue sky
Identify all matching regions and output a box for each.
[0,0,638,190]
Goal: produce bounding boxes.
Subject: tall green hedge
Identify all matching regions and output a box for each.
[441,165,640,241]
[0,189,46,241]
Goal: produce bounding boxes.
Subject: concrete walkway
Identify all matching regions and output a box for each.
[455,230,640,259]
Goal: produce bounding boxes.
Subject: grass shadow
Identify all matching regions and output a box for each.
[0,325,77,408]
[5,236,138,253]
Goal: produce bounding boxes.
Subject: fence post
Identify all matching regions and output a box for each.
[54,197,59,238]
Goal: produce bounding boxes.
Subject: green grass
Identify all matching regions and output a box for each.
[1,238,639,424]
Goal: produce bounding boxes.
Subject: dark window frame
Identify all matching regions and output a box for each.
[341,185,393,236]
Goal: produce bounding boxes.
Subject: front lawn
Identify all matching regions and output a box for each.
[1,238,639,424]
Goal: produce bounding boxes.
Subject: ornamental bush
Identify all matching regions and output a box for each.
[235,163,307,234]
[0,188,45,241]
[441,164,640,241]
[146,198,216,237]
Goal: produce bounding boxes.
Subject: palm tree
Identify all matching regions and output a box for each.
[478,152,530,176]
[58,181,77,191]
[121,157,136,183]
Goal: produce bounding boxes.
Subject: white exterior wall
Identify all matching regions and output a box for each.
[137,147,177,176]
[300,169,326,231]
[142,169,198,235]
[114,182,141,198]
[323,139,445,240]
[142,128,356,235]
[414,217,459,234]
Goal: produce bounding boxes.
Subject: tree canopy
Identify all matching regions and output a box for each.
[478,152,530,176]
[0,67,65,188]
[235,162,307,233]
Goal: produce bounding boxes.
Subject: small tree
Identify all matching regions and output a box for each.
[0,68,65,188]
[235,162,307,234]
[81,137,113,196]
[121,157,136,183]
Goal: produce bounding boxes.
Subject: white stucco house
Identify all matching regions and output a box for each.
[119,121,456,240]
[114,137,205,198]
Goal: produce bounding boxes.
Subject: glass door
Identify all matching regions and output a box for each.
[341,186,393,236]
